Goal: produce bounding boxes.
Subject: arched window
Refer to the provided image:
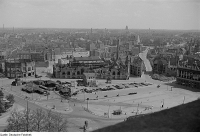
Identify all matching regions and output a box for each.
[77,71,80,75]
[62,72,65,75]
[112,71,115,75]
[117,71,120,75]
[81,68,84,74]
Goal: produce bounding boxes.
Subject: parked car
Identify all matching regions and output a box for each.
[39,85,48,90]
[35,75,42,78]
[128,92,137,95]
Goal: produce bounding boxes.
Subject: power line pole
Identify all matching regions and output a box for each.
[26,100,29,132]
[183,96,185,104]
[87,98,89,110]
[136,103,139,115]
[108,105,110,118]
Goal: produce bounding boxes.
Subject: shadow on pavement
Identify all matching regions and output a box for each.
[162,81,200,92]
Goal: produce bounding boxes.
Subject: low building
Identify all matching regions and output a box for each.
[82,73,96,87]
[176,55,200,89]
[5,59,36,78]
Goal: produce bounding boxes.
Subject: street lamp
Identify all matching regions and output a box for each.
[136,103,139,115]
[86,98,89,110]
[108,105,110,118]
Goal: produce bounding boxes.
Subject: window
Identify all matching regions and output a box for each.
[28,67,31,71]
[117,71,120,75]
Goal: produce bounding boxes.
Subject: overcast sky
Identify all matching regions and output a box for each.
[0,0,199,30]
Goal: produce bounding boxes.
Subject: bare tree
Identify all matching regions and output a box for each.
[32,109,46,132]
[43,110,54,132]
[6,110,24,132]
[51,113,68,132]
[5,109,68,132]
[19,109,35,132]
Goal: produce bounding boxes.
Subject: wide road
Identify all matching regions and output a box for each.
[1,84,123,131]
[139,47,152,72]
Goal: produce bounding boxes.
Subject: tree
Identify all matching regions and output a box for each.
[32,109,46,132]
[5,110,24,132]
[6,94,15,104]
[0,100,6,113]
[0,90,4,99]
[5,109,68,132]
[43,110,54,132]
[51,113,68,132]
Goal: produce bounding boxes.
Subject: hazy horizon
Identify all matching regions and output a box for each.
[0,0,199,30]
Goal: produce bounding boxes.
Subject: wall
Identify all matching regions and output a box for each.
[35,61,49,67]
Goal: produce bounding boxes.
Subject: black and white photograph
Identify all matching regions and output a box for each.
[0,0,199,135]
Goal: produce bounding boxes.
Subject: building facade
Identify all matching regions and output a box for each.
[130,56,145,77]
[176,56,200,89]
[5,59,36,78]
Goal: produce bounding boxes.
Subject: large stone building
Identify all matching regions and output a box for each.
[53,56,105,79]
[5,59,36,78]
[152,55,168,74]
[176,55,200,89]
[130,56,145,77]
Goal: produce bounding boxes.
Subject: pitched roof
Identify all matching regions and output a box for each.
[74,56,102,61]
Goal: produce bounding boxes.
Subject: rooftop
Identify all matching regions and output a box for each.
[74,56,102,61]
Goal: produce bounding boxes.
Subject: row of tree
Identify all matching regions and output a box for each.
[0,90,15,114]
[5,108,68,132]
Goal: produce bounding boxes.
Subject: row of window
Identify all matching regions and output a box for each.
[178,70,200,81]
[87,77,95,79]
[7,72,35,77]
[7,67,34,71]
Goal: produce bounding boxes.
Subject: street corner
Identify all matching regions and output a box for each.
[35,100,73,114]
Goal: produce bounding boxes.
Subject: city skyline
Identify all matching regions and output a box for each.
[0,0,200,30]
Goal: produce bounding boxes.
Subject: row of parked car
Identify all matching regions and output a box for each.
[21,86,50,96]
